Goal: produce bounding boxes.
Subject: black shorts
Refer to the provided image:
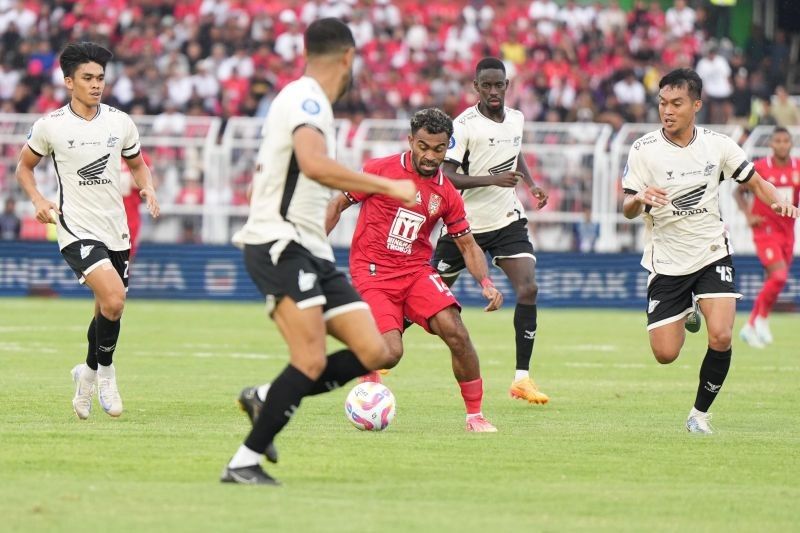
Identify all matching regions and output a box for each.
[243,240,366,318]
[61,239,130,288]
[432,218,535,277]
[646,255,741,330]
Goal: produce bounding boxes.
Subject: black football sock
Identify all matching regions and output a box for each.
[694,346,732,412]
[95,314,121,367]
[307,349,369,396]
[514,303,538,371]
[245,364,315,454]
[85,317,98,370]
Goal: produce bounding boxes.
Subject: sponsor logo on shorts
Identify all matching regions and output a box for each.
[80,244,94,260]
[648,299,660,314]
[436,260,450,272]
[298,269,317,292]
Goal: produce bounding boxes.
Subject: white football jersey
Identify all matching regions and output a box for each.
[27,104,141,251]
[622,127,754,276]
[232,76,337,262]
[445,105,526,233]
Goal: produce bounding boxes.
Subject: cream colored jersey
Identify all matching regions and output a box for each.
[26,104,141,251]
[232,76,337,262]
[445,105,526,233]
[622,127,754,276]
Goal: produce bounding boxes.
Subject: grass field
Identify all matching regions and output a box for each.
[1,297,798,532]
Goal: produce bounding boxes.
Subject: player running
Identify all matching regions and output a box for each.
[621,68,799,434]
[734,127,799,348]
[222,18,416,485]
[16,42,160,420]
[326,108,504,433]
[432,57,550,405]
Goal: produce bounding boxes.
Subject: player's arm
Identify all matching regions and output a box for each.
[294,127,416,207]
[325,192,355,235]
[742,171,800,218]
[15,145,59,224]
[442,160,521,190]
[733,181,762,227]
[453,232,503,311]
[622,188,670,219]
[516,154,548,209]
[124,153,160,218]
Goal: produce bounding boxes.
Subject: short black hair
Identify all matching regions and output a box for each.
[410,108,453,138]
[305,17,355,57]
[659,68,703,101]
[773,126,791,137]
[59,42,113,78]
[476,57,505,78]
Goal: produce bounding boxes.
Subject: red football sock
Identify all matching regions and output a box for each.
[458,378,483,415]
[748,296,763,326]
[760,268,789,317]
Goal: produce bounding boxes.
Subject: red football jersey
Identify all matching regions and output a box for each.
[347,151,470,279]
[752,157,800,237]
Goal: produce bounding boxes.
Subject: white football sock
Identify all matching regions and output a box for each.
[514,370,530,382]
[97,364,114,378]
[689,407,706,418]
[228,445,263,468]
[257,384,271,402]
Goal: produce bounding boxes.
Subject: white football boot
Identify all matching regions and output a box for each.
[754,316,773,344]
[71,363,96,420]
[97,364,123,417]
[686,410,714,434]
[739,324,766,349]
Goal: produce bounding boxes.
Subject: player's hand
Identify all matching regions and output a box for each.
[529,185,548,209]
[491,171,522,188]
[634,187,669,208]
[745,213,764,227]
[140,187,160,218]
[481,280,503,311]
[770,201,800,218]
[389,178,417,208]
[32,198,59,224]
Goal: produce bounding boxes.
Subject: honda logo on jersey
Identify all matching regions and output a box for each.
[77,154,111,185]
[671,184,709,216]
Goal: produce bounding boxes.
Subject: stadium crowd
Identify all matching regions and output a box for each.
[0,0,797,247]
[0,0,796,128]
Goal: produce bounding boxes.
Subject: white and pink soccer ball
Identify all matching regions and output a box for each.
[344,382,396,431]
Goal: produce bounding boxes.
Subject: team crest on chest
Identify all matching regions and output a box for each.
[428,193,442,217]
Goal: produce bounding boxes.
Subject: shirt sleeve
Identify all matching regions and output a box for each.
[720,135,754,184]
[121,115,141,159]
[26,118,51,157]
[444,117,468,167]
[620,143,649,195]
[442,182,470,237]
[286,92,328,135]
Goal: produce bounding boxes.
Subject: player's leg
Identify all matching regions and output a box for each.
[743,237,787,346]
[686,257,740,434]
[432,234,466,288]
[646,272,696,363]
[84,263,127,417]
[406,271,496,432]
[496,254,549,404]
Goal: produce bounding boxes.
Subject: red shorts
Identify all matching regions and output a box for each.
[353,267,460,334]
[754,233,794,268]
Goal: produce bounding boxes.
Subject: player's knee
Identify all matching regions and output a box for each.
[708,329,732,351]
[652,347,679,364]
[516,281,538,303]
[770,268,789,286]
[441,327,472,354]
[100,295,125,321]
[296,354,327,380]
[383,345,403,369]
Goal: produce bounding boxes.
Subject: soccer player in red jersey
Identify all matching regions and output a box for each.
[735,127,800,348]
[326,108,504,432]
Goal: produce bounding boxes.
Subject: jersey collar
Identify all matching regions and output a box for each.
[401,151,443,185]
[67,103,101,121]
[766,156,797,169]
[660,126,696,148]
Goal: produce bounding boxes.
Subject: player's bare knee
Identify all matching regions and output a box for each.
[100,295,125,320]
[516,281,538,303]
[708,330,732,351]
[652,348,679,364]
[383,346,403,369]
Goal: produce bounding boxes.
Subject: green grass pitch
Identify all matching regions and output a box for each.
[1,298,798,532]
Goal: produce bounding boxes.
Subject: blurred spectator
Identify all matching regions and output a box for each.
[176,168,204,205]
[0,197,21,240]
[751,97,778,127]
[573,208,599,253]
[771,86,800,127]
[695,45,732,124]
[665,0,695,39]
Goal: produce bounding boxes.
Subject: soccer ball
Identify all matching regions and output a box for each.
[344,382,396,431]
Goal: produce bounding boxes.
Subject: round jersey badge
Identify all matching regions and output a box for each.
[302,99,321,115]
[448,136,456,149]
